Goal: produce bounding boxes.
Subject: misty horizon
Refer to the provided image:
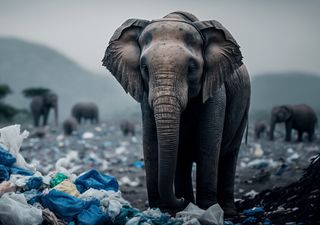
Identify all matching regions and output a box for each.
[1,0,320,76]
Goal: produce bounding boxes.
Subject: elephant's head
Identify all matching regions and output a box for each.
[103,11,243,209]
[44,93,58,125]
[270,105,291,140]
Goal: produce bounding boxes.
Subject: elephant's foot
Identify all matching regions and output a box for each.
[221,202,238,218]
[197,199,218,210]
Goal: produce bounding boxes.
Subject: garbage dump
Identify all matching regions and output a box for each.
[0,123,319,224]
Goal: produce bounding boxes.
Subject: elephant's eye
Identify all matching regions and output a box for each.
[141,64,149,79]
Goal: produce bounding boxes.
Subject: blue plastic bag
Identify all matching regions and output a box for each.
[10,166,34,176]
[0,165,9,182]
[41,190,100,222]
[0,147,16,167]
[25,177,43,190]
[75,169,119,193]
[242,207,264,216]
[77,204,111,225]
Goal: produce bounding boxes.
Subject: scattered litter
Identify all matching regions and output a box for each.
[82,132,94,139]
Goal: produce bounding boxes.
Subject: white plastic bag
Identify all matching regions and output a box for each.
[0,125,36,172]
[0,192,42,225]
[176,203,224,225]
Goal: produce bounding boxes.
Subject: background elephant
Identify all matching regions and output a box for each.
[30,93,58,127]
[120,120,135,136]
[269,104,317,142]
[63,117,78,135]
[254,121,267,139]
[103,11,250,216]
[71,102,99,124]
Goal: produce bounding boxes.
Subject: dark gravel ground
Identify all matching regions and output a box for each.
[18,117,320,223]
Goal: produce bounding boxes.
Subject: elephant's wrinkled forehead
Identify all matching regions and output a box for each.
[139,21,203,47]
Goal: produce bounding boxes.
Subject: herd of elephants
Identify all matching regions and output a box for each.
[25,11,318,217]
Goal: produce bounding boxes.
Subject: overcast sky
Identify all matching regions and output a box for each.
[1,0,320,76]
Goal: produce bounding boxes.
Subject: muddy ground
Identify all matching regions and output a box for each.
[19,117,320,213]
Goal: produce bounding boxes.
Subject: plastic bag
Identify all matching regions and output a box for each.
[0,164,9,182]
[25,176,43,190]
[176,203,224,225]
[76,204,110,225]
[75,169,119,193]
[80,188,129,219]
[50,172,69,187]
[0,125,36,172]
[53,179,80,197]
[0,192,42,225]
[41,189,100,222]
[10,166,34,176]
[0,146,16,166]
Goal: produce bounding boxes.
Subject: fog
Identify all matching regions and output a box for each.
[1,0,320,76]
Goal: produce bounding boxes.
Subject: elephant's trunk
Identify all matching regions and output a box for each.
[54,105,58,126]
[269,118,276,140]
[153,95,184,209]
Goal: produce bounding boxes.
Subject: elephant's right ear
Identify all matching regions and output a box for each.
[102,19,150,102]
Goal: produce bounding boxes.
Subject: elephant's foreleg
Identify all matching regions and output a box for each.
[297,131,303,142]
[285,121,292,142]
[196,89,226,209]
[218,113,247,217]
[141,98,160,208]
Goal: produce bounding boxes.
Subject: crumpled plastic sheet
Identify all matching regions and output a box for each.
[53,179,80,197]
[0,146,16,166]
[0,124,36,172]
[0,165,9,182]
[41,189,110,224]
[126,208,182,225]
[0,192,43,225]
[0,181,16,196]
[25,176,43,190]
[50,172,69,187]
[176,203,224,225]
[80,188,129,220]
[75,168,119,193]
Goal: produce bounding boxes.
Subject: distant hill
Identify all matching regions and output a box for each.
[251,72,320,112]
[0,37,138,122]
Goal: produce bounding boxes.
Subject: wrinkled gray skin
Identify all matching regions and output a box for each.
[254,121,267,139]
[63,117,78,135]
[30,94,58,127]
[270,104,317,142]
[103,11,251,216]
[120,120,135,136]
[71,102,99,124]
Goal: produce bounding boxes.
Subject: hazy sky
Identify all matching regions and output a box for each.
[1,0,320,76]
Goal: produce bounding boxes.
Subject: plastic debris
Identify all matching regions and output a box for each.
[50,172,69,187]
[0,192,43,225]
[176,203,224,225]
[0,146,16,166]
[119,176,140,187]
[0,165,9,182]
[41,189,103,223]
[75,169,119,193]
[133,160,144,169]
[0,181,16,196]
[25,176,43,190]
[53,179,80,197]
[242,207,264,216]
[0,125,36,171]
[82,132,94,139]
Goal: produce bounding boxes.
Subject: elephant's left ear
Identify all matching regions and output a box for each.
[102,19,150,102]
[194,20,243,103]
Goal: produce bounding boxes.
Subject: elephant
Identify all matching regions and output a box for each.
[120,120,135,136]
[63,117,78,135]
[102,11,251,216]
[30,93,58,127]
[71,102,99,124]
[269,104,317,142]
[254,121,267,139]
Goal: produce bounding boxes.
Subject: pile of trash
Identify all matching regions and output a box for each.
[0,125,225,225]
[236,154,320,224]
